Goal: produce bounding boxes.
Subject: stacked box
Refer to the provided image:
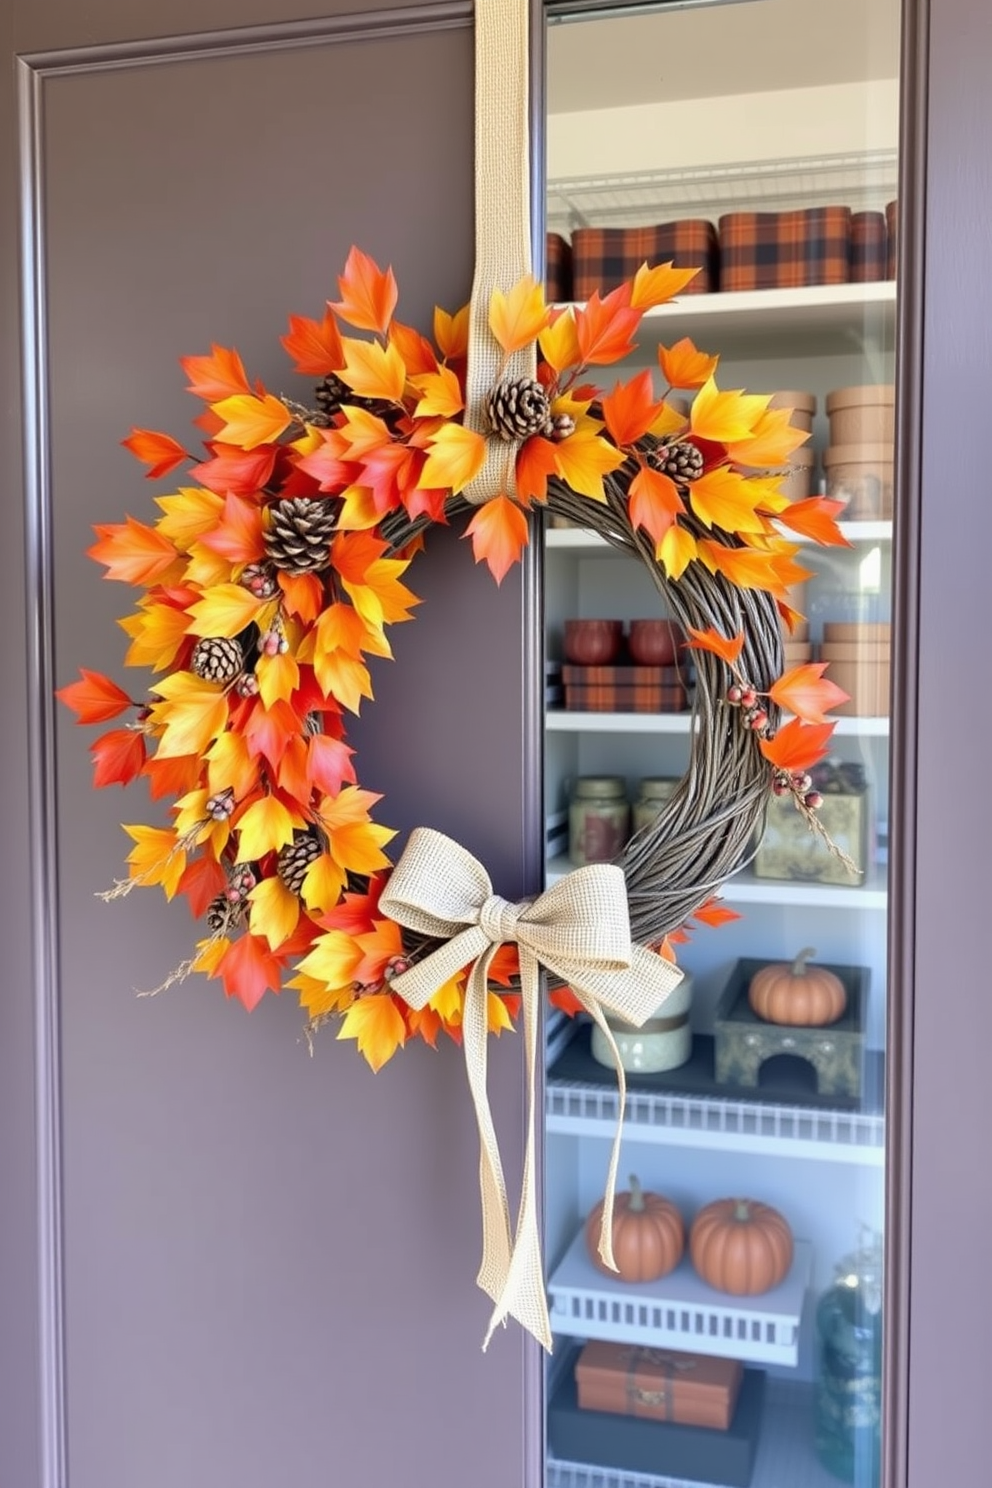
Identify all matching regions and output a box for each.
[754,757,871,884]
[886,199,899,279]
[576,1342,743,1430]
[718,206,851,291]
[820,622,891,717]
[545,232,573,303]
[562,662,689,713]
[572,220,718,300]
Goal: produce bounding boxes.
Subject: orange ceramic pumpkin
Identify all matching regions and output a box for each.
[747,947,847,1026]
[585,1174,684,1283]
[689,1198,793,1295]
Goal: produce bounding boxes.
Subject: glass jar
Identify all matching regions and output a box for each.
[632,777,679,835]
[814,1232,883,1486]
[568,776,629,866]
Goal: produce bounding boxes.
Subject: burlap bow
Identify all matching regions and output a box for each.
[380,827,683,1351]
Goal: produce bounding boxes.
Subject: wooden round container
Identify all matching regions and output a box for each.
[769,389,817,433]
[823,444,894,519]
[826,385,895,444]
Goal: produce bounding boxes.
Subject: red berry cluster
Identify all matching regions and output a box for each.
[772,769,823,812]
[725,682,771,738]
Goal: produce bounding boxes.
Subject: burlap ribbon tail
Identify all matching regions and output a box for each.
[381,828,683,1352]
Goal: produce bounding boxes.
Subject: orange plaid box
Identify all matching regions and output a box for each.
[850,211,888,282]
[562,663,689,714]
[571,221,718,301]
[886,200,898,279]
[718,206,851,291]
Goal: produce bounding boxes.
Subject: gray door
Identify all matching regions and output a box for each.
[0,5,539,1486]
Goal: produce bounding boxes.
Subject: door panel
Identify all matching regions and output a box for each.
[2,7,535,1487]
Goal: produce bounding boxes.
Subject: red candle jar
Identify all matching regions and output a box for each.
[563,618,623,665]
[628,618,682,666]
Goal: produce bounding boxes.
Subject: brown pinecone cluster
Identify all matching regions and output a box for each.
[312,373,393,426]
[264,497,335,575]
[486,378,575,443]
[277,831,323,896]
[191,635,243,684]
[648,439,705,483]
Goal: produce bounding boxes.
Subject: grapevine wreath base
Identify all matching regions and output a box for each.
[59,249,852,1348]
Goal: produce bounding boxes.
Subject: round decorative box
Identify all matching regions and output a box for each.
[591,973,694,1073]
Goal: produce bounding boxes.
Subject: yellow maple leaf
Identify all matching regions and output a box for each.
[122,824,186,899]
[193,934,230,976]
[411,366,464,418]
[147,673,229,758]
[335,483,383,532]
[234,795,300,862]
[340,337,407,404]
[630,261,700,310]
[315,786,396,875]
[300,852,346,914]
[173,788,230,856]
[154,487,225,550]
[420,423,487,495]
[689,467,767,534]
[247,874,300,952]
[183,543,234,592]
[186,582,272,640]
[434,302,470,361]
[256,649,300,710]
[657,524,698,580]
[690,379,769,444]
[119,602,191,672]
[554,422,625,502]
[341,559,420,633]
[428,975,465,1024]
[647,401,690,440]
[539,312,581,373]
[337,994,407,1071]
[297,927,364,992]
[206,731,259,802]
[303,618,374,713]
[487,992,516,1034]
[488,275,551,355]
[212,392,292,450]
[288,969,356,1023]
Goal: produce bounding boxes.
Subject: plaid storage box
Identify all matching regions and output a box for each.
[849,210,888,282]
[718,206,851,291]
[562,663,689,713]
[885,199,898,279]
[571,221,718,301]
[545,232,573,303]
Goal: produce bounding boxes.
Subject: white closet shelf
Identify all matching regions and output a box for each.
[545,711,889,737]
[546,1081,884,1167]
[545,520,893,551]
[544,858,886,909]
[548,1229,811,1367]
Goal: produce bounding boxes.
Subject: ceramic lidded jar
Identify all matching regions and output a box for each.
[591,973,694,1073]
[632,776,680,834]
[568,776,629,866]
[627,618,682,666]
[563,618,623,666]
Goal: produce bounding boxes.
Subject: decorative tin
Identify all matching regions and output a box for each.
[568,776,629,866]
[575,1340,743,1430]
[754,759,871,885]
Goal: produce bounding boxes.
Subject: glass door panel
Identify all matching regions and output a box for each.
[542,4,900,1486]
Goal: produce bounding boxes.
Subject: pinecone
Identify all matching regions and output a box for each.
[314,373,388,420]
[649,440,704,483]
[486,378,551,441]
[206,894,242,934]
[277,831,323,896]
[191,635,244,683]
[264,497,335,575]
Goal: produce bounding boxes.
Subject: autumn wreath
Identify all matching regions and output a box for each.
[59,247,850,1347]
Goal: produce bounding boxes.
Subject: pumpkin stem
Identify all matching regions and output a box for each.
[791,947,817,976]
[734,1200,752,1223]
[628,1174,645,1212]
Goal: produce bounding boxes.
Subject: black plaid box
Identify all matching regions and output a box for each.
[546,232,573,303]
[850,211,888,282]
[571,221,718,301]
[718,206,851,291]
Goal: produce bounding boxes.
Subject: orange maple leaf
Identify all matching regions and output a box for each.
[573,289,641,366]
[180,345,251,402]
[725,407,810,468]
[57,669,134,724]
[464,495,529,584]
[191,442,278,497]
[628,465,684,546]
[775,496,851,547]
[657,337,720,390]
[337,993,407,1071]
[277,571,325,624]
[539,310,581,374]
[601,369,665,448]
[685,626,745,667]
[433,303,470,361]
[88,518,180,586]
[515,436,560,504]
[488,276,551,355]
[90,727,147,788]
[307,733,356,797]
[199,493,266,565]
[176,853,227,918]
[690,897,742,928]
[768,663,850,724]
[280,308,344,376]
[760,717,835,774]
[690,379,768,443]
[217,932,284,1011]
[331,247,398,335]
[121,429,187,480]
[390,320,440,378]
